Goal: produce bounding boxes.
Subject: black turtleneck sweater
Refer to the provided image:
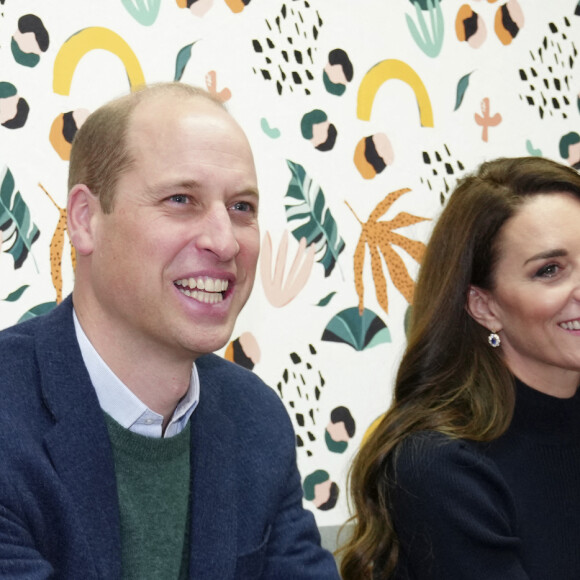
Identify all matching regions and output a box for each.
[389,380,580,579]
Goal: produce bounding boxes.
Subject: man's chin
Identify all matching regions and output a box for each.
[183,332,235,360]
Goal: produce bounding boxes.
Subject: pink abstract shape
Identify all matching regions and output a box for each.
[205,70,231,102]
[475,97,501,142]
[260,230,315,308]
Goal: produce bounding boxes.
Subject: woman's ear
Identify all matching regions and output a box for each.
[67,184,100,256]
[466,285,502,332]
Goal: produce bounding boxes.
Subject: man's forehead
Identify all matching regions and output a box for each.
[119,94,257,188]
[126,95,241,151]
[131,92,227,124]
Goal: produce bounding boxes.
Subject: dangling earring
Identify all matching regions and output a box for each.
[488,331,501,348]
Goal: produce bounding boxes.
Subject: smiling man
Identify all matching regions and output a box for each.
[0,83,339,579]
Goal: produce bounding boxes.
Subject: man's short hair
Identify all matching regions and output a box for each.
[68,83,225,213]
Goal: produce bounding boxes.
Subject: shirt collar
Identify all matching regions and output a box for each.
[72,310,199,438]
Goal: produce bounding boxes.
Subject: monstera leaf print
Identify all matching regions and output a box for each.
[0,167,39,269]
[284,160,345,277]
[347,187,429,316]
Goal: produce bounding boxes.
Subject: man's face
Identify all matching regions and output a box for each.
[86,96,260,361]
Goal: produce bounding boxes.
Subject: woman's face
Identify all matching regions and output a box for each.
[483,192,580,396]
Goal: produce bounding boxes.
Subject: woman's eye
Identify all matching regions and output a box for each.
[535,263,559,278]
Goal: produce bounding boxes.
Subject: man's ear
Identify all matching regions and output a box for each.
[67,184,100,256]
[466,285,502,332]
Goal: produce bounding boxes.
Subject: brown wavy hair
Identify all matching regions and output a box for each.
[68,82,224,214]
[339,156,580,579]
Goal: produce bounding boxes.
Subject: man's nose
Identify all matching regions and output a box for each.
[195,204,240,261]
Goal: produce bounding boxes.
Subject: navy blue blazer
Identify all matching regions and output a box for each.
[0,297,338,579]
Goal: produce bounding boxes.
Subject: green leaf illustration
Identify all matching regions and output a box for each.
[454,71,473,111]
[174,41,199,82]
[2,284,29,302]
[121,0,161,26]
[406,0,444,58]
[316,291,337,307]
[285,160,345,277]
[408,0,443,9]
[0,167,40,269]
[18,301,57,323]
[322,307,391,351]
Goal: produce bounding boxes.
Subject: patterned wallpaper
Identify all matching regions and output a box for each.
[1,0,579,527]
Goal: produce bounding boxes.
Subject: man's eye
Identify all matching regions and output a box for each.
[231,201,255,213]
[169,194,188,204]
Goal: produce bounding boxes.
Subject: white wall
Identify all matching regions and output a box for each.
[1,0,578,529]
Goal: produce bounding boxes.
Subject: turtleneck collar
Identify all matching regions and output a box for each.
[509,378,580,445]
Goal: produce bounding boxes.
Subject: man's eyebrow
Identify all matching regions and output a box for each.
[145,180,199,195]
[160,180,200,191]
[523,249,567,265]
[147,181,260,197]
[239,188,260,199]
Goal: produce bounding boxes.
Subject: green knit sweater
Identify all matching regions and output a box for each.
[104,414,191,579]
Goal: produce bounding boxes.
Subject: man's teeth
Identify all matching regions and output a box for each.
[175,277,229,303]
[175,277,229,292]
[560,320,580,330]
[180,289,223,303]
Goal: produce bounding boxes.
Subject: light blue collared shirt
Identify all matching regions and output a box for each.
[73,311,199,438]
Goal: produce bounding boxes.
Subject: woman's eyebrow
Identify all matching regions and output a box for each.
[523,249,567,266]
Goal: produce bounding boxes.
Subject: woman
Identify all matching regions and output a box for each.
[340,157,580,579]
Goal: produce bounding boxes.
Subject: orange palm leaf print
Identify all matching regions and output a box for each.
[347,187,430,315]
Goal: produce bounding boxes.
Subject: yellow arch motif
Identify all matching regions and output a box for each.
[361,414,384,445]
[53,27,145,95]
[357,59,434,128]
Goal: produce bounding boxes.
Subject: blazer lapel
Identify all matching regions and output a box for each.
[187,363,237,579]
[36,299,122,579]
